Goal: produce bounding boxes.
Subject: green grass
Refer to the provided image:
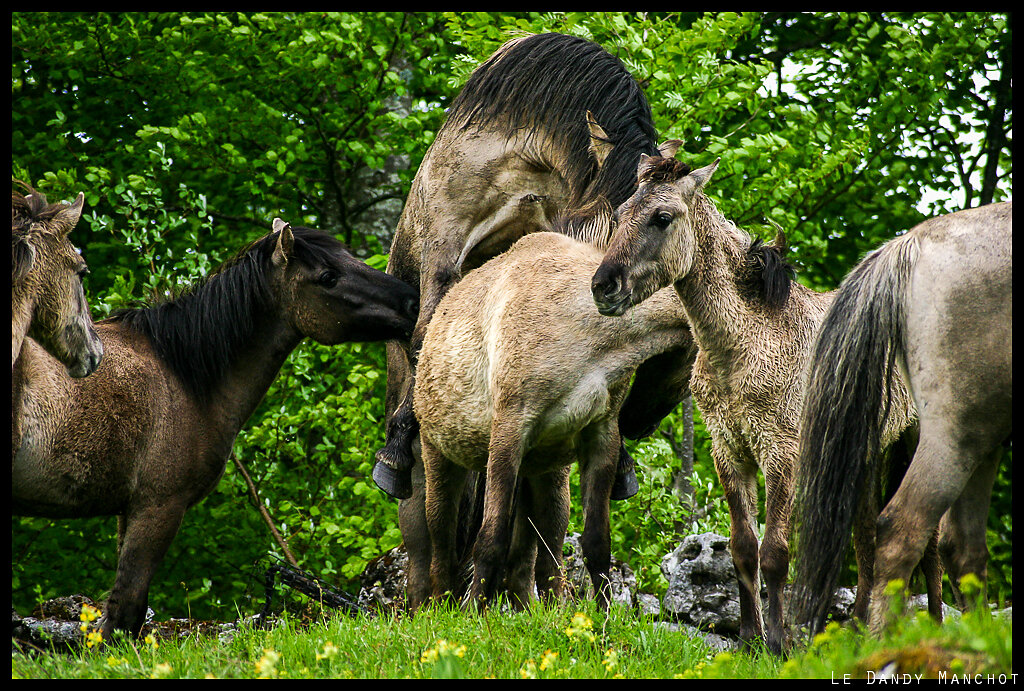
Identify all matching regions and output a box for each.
[11,594,1012,679]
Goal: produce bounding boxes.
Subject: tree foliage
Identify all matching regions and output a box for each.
[12,12,1011,620]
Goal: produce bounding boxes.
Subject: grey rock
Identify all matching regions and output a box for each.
[660,532,742,634]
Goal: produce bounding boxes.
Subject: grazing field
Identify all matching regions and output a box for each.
[12,593,1012,680]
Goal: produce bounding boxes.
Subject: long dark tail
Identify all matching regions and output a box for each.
[791,236,917,634]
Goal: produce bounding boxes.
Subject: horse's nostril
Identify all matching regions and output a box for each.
[592,270,620,302]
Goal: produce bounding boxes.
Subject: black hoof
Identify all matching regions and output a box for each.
[610,443,639,501]
[610,465,639,501]
[372,460,413,499]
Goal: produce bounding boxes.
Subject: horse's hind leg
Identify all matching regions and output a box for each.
[937,445,1001,612]
[102,502,187,638]
[868,430,993,634]
[470,417,525,606]
[761,460,793,654]
[713,445,764,644]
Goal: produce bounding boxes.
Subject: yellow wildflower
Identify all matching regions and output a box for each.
[150,662,173,679]
[255,648,281,679]
[520,660,537,679]
[316,641,340,661]
[539,649,559,671]
[79,603,101,623]
[603,648,619,673]
[85,631,103,649]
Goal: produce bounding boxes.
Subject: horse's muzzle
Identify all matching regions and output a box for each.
[592,264,632,317]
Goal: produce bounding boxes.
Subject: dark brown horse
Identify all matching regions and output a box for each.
[12,185,103,378]
[376,33,671,503]
[12,219,417,638]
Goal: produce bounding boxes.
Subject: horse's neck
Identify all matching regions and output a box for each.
[204,323,300,433]
[673,205,757,357]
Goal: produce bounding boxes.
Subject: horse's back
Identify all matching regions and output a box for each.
[12,322,201,518]
[902,202,1011,445]
[415,232,685,467]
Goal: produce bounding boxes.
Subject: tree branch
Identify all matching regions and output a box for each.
[231,452,300,569]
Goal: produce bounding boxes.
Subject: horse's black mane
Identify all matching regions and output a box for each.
[109,226,343,402]
[739,234,796,311]
[445,32,660,209]
[638,156,692,185]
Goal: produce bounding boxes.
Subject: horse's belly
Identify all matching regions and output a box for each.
[12,433,129,517]
[533,372,613,447]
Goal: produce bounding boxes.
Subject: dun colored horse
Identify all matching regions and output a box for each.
[792,202,1012,636]
[416,230,693,608]
[12,219,417,638]
[591,154,921,653]
[376,32,670,502]
[12,185,103,378]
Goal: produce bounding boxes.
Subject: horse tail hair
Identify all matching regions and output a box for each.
[791,234,918,634]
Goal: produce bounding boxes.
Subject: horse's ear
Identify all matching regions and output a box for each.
[637,153,658,181]
[272,218,294,267]
[687,158,720,192]
[657,140,683,159]
[12,236,36,283]
[586,111,613,169]
[52,193,85,237]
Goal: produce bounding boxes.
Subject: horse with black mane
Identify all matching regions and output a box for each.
[591,153,932,653]
[374,32,693,610]
[12,219,417,638]
[375,32,676,500]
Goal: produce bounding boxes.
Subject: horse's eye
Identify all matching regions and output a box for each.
[316,270,338,288]
[650,212,674,230]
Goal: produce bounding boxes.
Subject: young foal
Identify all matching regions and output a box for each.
[12,219,417,638]
[591,154,917,653]
[415,231,692,609]
[12,186,103,378]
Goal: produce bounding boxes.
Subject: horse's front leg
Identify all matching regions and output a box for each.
[578,423,618,609]
[422,438,467,605]
[397,447,432,611]
[712,442,765,645]
[102,501,188,639]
